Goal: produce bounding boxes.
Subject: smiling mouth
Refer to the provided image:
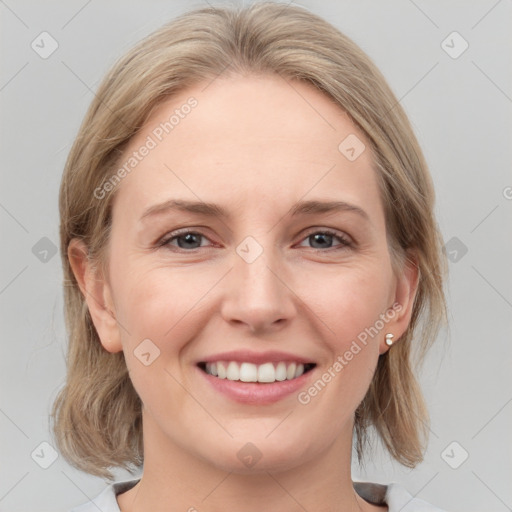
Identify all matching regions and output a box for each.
[197,361,317,383]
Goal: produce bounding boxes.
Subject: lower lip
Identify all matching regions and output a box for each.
[197,365,315,404]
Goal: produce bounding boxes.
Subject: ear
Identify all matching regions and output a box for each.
[67,238,123,353]
[379,250,420,355]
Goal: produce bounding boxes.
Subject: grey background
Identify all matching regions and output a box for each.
[1,1,511,511]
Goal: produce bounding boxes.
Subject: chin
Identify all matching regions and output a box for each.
[200,435,313,475]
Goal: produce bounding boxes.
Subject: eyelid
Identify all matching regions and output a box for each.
[299,227,353,244]
[296,228,354,250]
[157,228,215,248]
[158,226,354,251]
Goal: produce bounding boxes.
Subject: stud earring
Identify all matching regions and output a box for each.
[385,333,394,346]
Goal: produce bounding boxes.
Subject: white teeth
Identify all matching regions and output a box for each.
[204,361,312,383]
[216,362,226,379]
[209,362,218,376]
[258,362,275,383]
[286,362,297,380]
[226,361,239,381]
[239,362,258,382]
[275,362,287,381]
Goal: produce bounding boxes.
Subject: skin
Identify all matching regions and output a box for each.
[69,74,418,512]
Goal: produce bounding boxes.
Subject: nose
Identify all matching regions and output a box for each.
[220,243,296,335]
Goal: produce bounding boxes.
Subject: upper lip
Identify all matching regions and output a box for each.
[197,350,316,365]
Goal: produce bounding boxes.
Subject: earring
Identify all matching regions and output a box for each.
[385,333,394,346]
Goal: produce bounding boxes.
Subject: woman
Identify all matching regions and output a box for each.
[52,2,447,511]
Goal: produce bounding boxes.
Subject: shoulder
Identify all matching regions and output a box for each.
[385,482,448,512]
[354,481,448,511]
[72,478,447,512]
[69,479,140,512]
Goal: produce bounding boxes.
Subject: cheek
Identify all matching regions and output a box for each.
[297,269,391,414]
[110,259,222,396]
[109,242,210,333]
[297,262,392,398]
[303,261,394,344]
[112,250,394,351]
[110,265,202,408]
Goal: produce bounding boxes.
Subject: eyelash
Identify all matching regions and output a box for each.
[158,228,354,252]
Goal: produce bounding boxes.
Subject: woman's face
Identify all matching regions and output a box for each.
[78,74,417,473]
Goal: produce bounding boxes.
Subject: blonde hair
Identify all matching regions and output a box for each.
[51,1,447,480]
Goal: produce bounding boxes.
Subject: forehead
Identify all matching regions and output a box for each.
[111,74,382,224]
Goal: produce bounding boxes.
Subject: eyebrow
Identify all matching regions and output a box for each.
[139,199,370,223]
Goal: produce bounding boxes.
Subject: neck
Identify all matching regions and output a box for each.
[117,412,374,512]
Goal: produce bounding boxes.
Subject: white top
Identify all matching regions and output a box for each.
[69,478,447,511]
